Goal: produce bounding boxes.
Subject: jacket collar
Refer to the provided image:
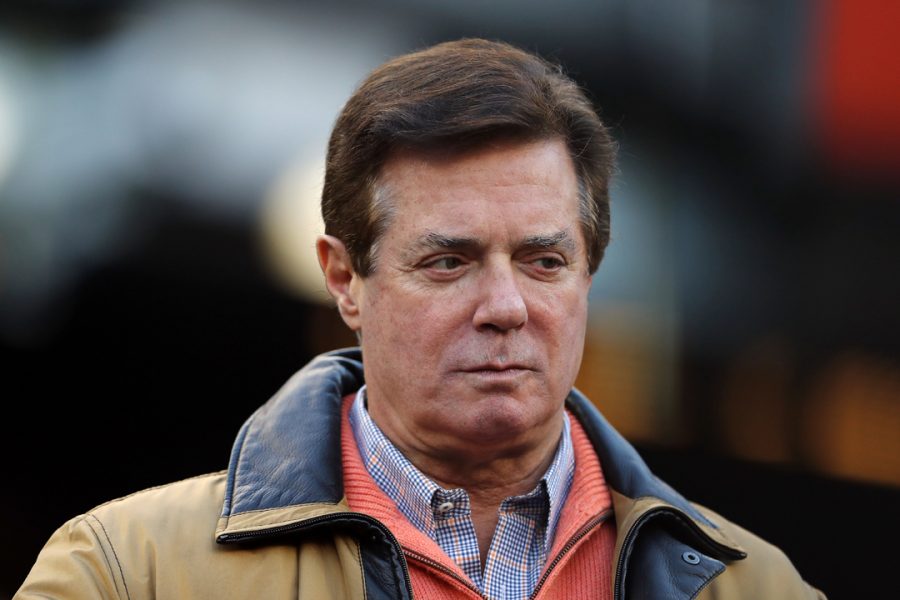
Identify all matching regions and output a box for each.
[564,388,745,558]
[218,347,744,563]
[217,348,363,536]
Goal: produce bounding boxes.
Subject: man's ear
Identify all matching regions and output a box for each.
[316,235,362,331]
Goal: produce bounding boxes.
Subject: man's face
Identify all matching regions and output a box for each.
[344,138,593,462]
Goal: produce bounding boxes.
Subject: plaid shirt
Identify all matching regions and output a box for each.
[349,386,575,600]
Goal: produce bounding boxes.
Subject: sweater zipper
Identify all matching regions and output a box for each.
[403,508,612,600]
[612,507,747,600]
[402,548,487,599]
[217,512,413,599]
[529,508,613,599]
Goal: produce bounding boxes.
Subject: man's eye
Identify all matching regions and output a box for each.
[533,256,565,270]
[427,256,464,270]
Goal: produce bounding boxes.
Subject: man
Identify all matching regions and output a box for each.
[18,39,823,599]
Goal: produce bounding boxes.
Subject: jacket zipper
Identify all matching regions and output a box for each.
[217,512,413,599]
[529,508,613,599]
[612,506,747,600]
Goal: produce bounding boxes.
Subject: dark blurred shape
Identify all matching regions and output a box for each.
[0,1,404,345]
[719,335,796,464]
[802,351,900,485]
[717,337,900,488]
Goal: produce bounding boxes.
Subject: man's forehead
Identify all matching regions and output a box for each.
[374,137,585,258]
[380,137,577,191]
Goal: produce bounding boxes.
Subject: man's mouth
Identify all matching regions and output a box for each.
[459,362,534,374]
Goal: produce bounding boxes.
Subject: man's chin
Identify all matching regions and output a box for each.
[442,399,558,448]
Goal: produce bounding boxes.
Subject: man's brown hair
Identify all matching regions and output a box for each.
[322,38,616,275]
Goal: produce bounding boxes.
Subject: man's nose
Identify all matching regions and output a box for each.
[472,262,528,332]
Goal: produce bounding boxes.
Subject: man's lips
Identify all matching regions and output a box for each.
[458,363,535,373]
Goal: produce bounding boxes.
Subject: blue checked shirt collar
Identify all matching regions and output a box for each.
[349,386,575,599]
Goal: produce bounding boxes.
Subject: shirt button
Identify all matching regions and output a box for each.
[682,551,701,565]
[436,501,455,514]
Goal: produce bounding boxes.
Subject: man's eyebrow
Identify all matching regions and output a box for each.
[520,230,576,252]
[413,232,482,251]
[401,232,482,262]
[403,230,576,259]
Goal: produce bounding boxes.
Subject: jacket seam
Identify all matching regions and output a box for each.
[224,417,254,521]
[355,539,367,599]
[226,501,344,518]
[664,509,744,560]
[389,539,404,599]
[624,496,750,557]
[90,471,227,513]
[689,561,725,600]
[628,495,718,527]
[83,513,131,600]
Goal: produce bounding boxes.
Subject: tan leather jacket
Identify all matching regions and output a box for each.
[17,349,825,599]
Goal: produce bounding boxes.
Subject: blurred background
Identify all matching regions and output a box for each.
[2,0,898,597]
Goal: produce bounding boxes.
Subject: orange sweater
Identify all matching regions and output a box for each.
[341,396,616,599]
